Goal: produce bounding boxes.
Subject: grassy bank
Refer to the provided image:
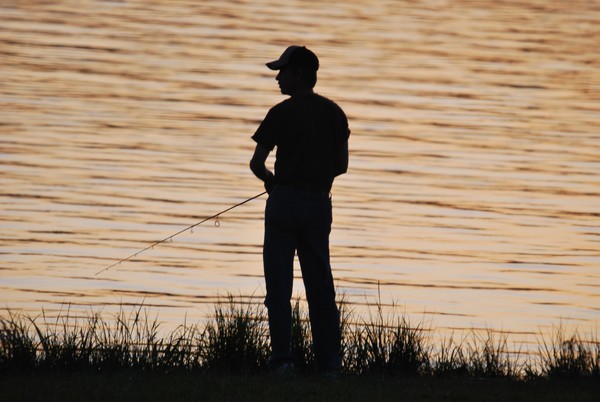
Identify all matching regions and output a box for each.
[1,295,598,400]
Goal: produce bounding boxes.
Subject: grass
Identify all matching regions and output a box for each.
[199,296,269,374]
[1,295,599,401]
[539,324,600,380]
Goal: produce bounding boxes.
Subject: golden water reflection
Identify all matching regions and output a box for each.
[1,0,599,346]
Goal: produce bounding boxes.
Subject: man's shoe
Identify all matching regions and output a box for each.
[320,369,340,379]
[273,362,296,378]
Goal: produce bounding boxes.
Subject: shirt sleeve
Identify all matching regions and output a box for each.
[252,107,279,151]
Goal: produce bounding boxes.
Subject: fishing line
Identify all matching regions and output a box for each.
[95,191,267,276]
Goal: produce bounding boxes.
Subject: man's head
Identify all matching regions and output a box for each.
[267,46,319,94]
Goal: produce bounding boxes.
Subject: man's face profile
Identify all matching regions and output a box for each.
[276,67,301,95]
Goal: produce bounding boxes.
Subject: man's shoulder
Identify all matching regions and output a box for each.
[270,94,346,118]
[272,96,296,108]
[314,93,338,104]
[267,97,295,117]
[314,94,346,114]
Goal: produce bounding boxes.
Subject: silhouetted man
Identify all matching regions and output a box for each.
[250,45,350,376]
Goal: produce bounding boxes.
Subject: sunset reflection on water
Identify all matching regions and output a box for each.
[1,0,599,345]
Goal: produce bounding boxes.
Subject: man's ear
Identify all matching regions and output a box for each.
[290,67,303,81]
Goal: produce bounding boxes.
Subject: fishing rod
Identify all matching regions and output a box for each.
[95,191,267,276]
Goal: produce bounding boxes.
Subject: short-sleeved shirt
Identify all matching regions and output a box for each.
[252,94,350,193]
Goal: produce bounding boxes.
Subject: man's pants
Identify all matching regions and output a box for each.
[263,185,341,372]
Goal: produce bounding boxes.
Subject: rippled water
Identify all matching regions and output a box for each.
[1,0,599,344]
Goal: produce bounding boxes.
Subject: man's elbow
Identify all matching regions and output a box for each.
[249,159,260,176]
[333,156,348,176]
[334,141,349,176]
[249,157,266,178]
[334,164,348,177]
[334,150,349,177]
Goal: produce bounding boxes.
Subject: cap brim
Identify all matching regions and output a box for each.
[266,45,300,70]
[266,60,285,70]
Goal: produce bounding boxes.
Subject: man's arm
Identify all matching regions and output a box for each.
[333,140,348,177]
[250,144,275,192]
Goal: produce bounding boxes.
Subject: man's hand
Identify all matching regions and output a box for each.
[264,171,275,194]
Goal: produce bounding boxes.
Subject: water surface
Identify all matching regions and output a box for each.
[1,0,599,345]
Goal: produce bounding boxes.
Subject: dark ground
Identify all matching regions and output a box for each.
[1,370,598,402]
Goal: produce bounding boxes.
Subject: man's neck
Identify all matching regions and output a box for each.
[290,87,315,96]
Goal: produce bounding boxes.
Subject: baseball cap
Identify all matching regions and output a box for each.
[266,46,319,71]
